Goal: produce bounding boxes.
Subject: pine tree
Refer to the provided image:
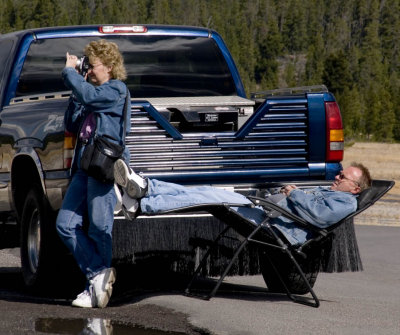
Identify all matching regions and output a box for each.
[380,0,400,74]
[389,72,400,141]
[281,0,307,53]
[323,0,353,52]
[32,0,55,28]
[254,2,283,90]
[13,0,36,29]
[336,87,363,139]
[149,0,174,24]
[323,51,352,93]
[304,32,324,85]
[284,61,297,87]
[0,0,14,32]
[93,0,106,23]
[0,0,399,142]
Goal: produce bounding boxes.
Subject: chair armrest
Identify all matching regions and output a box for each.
[247,196,326,235]
[144,202,253,215]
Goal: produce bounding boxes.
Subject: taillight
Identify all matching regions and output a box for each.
[63,131,76,168]
[325,101,344,161]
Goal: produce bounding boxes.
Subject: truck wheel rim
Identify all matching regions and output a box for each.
[27,209,41,274]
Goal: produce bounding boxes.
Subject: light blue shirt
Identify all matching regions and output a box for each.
[270,187,357,245]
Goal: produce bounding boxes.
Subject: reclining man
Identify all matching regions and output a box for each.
[113,160,371,245]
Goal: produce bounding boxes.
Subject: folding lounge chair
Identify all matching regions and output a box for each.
[147,179,394,308]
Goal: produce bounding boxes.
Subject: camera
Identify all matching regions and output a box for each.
[75,56,90,77]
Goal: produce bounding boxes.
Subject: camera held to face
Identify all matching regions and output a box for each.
[75,56,90,77]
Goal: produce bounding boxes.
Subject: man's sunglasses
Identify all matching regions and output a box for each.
[338,172,359,186]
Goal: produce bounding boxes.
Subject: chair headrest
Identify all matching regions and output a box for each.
[357,187,374,209]
[357,180,394,210]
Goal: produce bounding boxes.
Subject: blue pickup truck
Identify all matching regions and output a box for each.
[0,25,345,291]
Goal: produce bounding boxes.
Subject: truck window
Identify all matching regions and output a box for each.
[0,39,14,87]
[16,35,237,98]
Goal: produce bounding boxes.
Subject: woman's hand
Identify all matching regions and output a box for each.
[65,52,78,69]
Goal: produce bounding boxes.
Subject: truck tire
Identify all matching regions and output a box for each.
[20,184,59,290]
[259,249,320,295]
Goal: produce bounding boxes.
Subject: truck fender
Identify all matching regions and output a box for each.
[11,147,46,220]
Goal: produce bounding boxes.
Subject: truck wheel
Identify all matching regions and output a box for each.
[259,249,320,295]
[20,184,58,290]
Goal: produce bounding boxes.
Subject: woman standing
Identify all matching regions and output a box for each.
[56,39,130,308]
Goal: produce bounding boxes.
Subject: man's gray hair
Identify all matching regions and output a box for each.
[351,162,372,192]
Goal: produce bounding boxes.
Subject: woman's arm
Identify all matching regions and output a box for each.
[64,95,85,134]
[62,67,120,108]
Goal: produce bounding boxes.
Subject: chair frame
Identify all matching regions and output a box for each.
[145,180,394,307]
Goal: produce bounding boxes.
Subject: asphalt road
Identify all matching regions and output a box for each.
[0,225,399,335]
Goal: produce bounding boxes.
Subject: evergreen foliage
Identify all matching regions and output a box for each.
[0,0,399,142]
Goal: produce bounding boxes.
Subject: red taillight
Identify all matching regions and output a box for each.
[99,25,147,34]
[63,131,76,168]
[325,101,344,161]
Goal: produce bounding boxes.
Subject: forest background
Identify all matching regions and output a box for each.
[0,0,399,142]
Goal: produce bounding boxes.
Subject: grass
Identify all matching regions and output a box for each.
[342,142,400,226]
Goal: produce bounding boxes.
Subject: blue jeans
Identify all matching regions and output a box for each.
[56,147,117,280]
[141,179,253,213]
[139,179,311,245]
[141,178,267,224]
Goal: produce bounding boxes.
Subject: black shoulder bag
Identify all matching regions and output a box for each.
[80,92,129,183]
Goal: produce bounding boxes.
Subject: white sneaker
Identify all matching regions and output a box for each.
[121,191,139,220]
[84,318,113,335]
[113,183,123,215]
[114,159,147,198]
[72,287,96,308]
[113,184,139,220]
[90,268,116,308]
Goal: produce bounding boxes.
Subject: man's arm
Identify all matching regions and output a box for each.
[285,188,357,228]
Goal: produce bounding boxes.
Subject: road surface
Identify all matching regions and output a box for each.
[0,225,399,334]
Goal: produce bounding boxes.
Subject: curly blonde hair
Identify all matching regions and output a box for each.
[84,39,127,80]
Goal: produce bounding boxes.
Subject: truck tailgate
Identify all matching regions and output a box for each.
[127,95,313,184]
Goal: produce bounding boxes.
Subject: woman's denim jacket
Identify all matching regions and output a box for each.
[272,186,358,245]
[62,67,131,167]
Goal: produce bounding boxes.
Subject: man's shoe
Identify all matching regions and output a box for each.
[90,268,116,308]
[113,183,123,215]
[113,184,140,220]
[71,287,96,308]
[114,159,148,198]
[121,191,139,220]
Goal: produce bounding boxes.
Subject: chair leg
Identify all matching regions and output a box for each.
[185,226,231,298]
[265,251,320,307]
[185,219,320,307]
[261,223,320,308]
[208,225,263,299]
[185,224,263,300]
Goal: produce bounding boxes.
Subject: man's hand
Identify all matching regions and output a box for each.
[280,185,297,196]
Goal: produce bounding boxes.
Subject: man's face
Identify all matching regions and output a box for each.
[330,166,362,194]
